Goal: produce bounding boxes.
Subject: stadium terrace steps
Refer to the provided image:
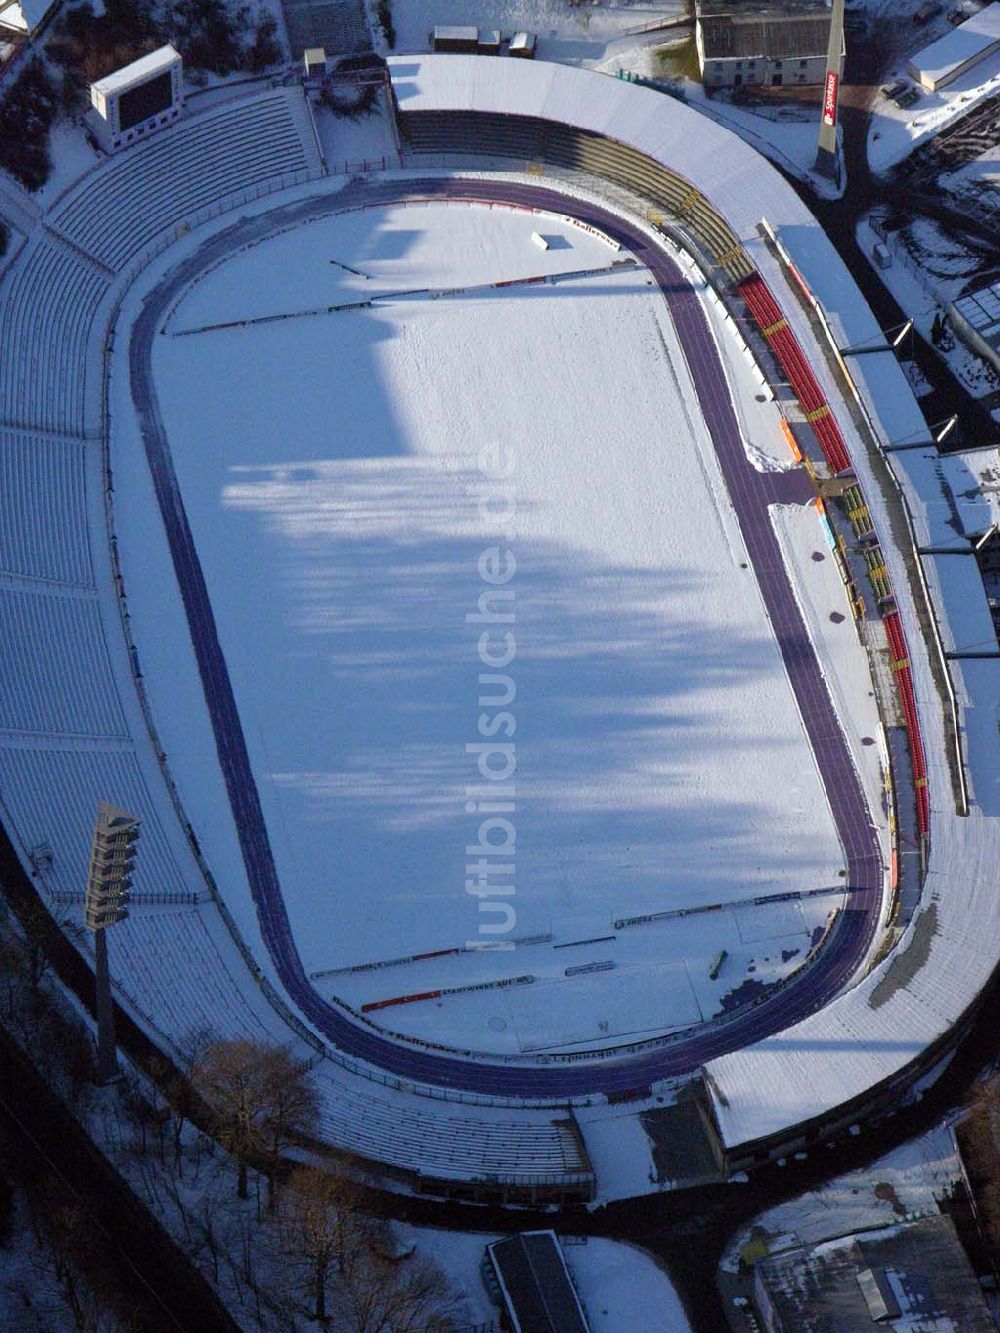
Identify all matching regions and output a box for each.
[104,906,278,1048]
[0,588,127,739]
[0,746,193,901]
[49,89,323,272]
[0,431,92,586]
[313,1074,593,1185]
[399,109,756,284]
[0,238,109,436]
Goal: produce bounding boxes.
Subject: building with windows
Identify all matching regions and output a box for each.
[696,3,840,89]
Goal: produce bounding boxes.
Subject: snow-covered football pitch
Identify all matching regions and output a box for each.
[111,197,875,1057]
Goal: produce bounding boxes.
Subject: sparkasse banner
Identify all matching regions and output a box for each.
[822,70,839,127]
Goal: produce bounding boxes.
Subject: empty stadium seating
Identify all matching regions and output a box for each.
[104,906,278,1050]
[312,1069,594,1195]
[0,431,92,586]
[738,272,853,475]
[883,609,930,835]
[50,89,323,273]
[0,237,109,435]
[0,589,127,738]
[400,109,755,284]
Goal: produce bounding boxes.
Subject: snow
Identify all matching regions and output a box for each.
[90,44,178,98]
[721,1120,964,1271]
[921,553,997,656]
[868,44,1000,173]
[769,502,889,864]
[32,121,102,208]
[116,196,844,1055]
[388,0,689,69]
[681,85,845,200]
[408,1226,693,1331]
[565,1238,692,1332]
[907,2,1000,91]
[380,55,1000,1148]
[576,1097,661,1196]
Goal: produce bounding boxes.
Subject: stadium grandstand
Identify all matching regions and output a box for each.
[0,50,996,1202]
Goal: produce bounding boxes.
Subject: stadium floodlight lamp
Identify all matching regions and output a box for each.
[840,319,913,357]
[84,802,141,1082]
[935,414,958,445]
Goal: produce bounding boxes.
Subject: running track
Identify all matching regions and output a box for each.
[128,177,884,1097]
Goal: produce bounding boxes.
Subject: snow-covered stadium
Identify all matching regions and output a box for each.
[0,52,997,1205]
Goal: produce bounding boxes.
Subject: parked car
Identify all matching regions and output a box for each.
[881,78,908,98]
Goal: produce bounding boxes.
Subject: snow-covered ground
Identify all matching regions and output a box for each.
[855,213,1000,400]
[409,1227,694,1331]
[681,85,844,200]
[770,503,887,858]
[721,1119,964,1272]
[869,46,1000,174]
[566,1238,692,1332]
[387,0,688,68]
[111,195,849,1057]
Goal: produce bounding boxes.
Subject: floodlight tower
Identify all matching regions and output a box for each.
[84,803,141,1083]
[815,0,846,181]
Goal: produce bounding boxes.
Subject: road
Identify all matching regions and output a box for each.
[128,176,883,1098]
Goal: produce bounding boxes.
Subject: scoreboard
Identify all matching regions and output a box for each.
[90,46,183,152]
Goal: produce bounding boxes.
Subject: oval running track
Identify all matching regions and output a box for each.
[127,176,884,1097]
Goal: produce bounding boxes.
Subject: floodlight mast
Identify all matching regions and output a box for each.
[84,803,140,1083]
[815,0,846,181]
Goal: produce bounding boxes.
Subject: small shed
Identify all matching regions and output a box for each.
[303,47,327,78]
[509,30,537,58]
[477,27,501,54]
[431,24,479,53]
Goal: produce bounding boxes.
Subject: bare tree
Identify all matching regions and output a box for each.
[962,1075,1000,1247]
[277,1166,360,1323]
[191,1038,317,1202]
[190,1038,270,1199]
[339,1244,458,1333]
[258,1046,318,1209]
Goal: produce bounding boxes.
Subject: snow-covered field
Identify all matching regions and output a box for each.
[112,197,848,1056]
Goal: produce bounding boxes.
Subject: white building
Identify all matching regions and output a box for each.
[0,0,57,38]
[908,0,1000,91]
[696,4,838,90]
[89,45,183,153]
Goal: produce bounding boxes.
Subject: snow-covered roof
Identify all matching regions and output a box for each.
[90,44,180,99]
[908,1,1000,90]
[921,553,997,656]
[0,0,51,34]
[388,55,1000,1153]
[0,0,28,34]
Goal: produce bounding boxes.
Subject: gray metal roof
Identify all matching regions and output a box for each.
[698,10,831,59]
